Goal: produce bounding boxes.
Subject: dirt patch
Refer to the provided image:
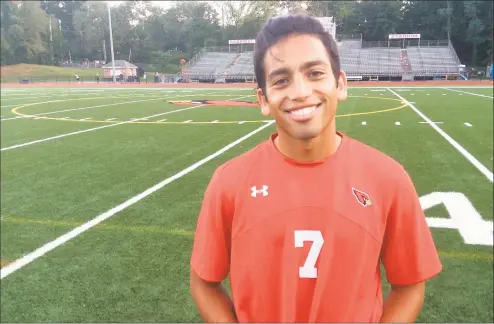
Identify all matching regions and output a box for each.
[169,99,258,107]
[0,259,11,268]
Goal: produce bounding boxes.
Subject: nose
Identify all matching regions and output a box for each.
[289,73,312,101]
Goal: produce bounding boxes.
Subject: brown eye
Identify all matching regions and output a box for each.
[273,78,289,86]
[309,71,324,78]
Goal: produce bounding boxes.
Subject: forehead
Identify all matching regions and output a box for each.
[264,34,331,73]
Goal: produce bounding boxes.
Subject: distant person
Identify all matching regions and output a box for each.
[96,73,100,84]
[75,73,80,83]
[144,73,147,83]
[189,14,442,323]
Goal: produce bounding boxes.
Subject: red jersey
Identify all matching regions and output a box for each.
[190,132,442,322]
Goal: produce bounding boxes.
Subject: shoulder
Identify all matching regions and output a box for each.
[209,138,271,191]
[344,135,411,189]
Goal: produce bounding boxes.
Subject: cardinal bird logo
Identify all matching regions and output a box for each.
[352,188,372,207]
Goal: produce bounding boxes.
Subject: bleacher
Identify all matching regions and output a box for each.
[178,39,462,82]
[181,52,238,80]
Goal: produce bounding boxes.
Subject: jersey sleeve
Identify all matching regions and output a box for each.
[190,165,233,283]
[381,167,442,286]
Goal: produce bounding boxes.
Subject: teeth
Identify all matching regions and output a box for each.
[290,106,316,116]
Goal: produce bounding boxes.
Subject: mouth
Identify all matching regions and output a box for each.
[285,103,323,122]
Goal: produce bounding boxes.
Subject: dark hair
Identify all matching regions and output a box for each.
[253,14,341,97]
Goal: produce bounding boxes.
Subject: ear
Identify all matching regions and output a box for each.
[336,71,348,101]
[256,88,271,116]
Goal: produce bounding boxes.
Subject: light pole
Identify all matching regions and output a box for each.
[107,2,116,83]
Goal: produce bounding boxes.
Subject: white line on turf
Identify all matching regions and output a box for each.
[105,118,116,121]
[1,91,235,122]
[0,119,275,280]
[395,121,401,126]
[419,121,443,124]
[362,121,367,125]
[1,97,163,121]
[464,122,472,127]
[387,88,493,183]
[0,94,253,152]
[443,88,493,99]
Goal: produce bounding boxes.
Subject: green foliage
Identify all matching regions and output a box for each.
[1,1,492,68]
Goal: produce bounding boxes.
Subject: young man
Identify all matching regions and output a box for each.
[190,14,442,322]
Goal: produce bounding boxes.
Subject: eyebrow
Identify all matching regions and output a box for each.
[267,60,328,80]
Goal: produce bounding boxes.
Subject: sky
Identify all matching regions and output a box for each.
[108,1,199,9]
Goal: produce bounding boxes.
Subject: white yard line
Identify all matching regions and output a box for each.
[0,119,274,280]
[387,88,493,183]
[1,94,253,152]
[1,98,160,122]
[0,91,233,122]
[0,92,112,101]
[442,88,493,99]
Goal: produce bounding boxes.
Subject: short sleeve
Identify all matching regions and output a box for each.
[190,166,233,283]
[381,168,442,286]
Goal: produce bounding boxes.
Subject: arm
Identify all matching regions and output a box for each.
[190,166,236,322]
[380,282,425,322]
[190,269,237,322]
[380,167,442,322]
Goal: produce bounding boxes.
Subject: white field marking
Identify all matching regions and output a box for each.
[442,93,446,95]
[1,98,161,121]
[263,120,274,123]
[387,88,493,183]
[395,121,401,126]
[464,122,472,127]
[105,118,116,121]
[422,192,493,246]
[427,94,430,95]
[1,90,232,122]
[362,121,367,125]
[1,94,253,152]
[419,121,443,124]
[411,94,415,96]
[157,119,167,123]
[183,120,193,123]
[239,121,245,124]
[370,89,386,92]
[0,92,112,101]
[0,120,275,280]
[81,117,92,120]
[212,120,219,123]
[1,104,24,108]
[443,88,493,99]
[380,94,383,96]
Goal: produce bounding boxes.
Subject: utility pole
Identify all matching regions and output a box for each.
[49,15,54,63]
[107,2,116,83]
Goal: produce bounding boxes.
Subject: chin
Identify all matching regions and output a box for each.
[292,129,321,141]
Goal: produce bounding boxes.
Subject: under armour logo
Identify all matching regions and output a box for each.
[251,185,268,197]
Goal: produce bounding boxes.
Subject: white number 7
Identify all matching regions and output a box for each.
[294,230,324,278]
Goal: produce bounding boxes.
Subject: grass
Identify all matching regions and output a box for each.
[0,85,493,322]
[1,63,103,78]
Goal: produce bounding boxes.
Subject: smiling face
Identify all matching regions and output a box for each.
[256,33,347,142]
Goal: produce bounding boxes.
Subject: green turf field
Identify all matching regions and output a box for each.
[1,85,493,322]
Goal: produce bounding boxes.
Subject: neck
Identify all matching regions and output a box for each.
[274,122,341,163]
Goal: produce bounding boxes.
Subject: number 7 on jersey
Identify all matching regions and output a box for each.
[294,230,324,278]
